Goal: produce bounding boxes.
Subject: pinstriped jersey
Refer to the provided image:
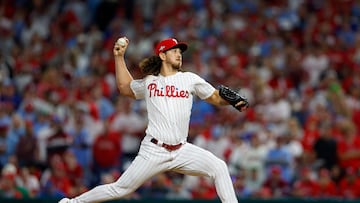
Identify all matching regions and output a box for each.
[130,72,215,145]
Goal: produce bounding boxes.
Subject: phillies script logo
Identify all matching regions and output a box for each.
[148,83,189,98]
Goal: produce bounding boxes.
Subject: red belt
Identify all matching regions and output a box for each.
[151,138,183,151]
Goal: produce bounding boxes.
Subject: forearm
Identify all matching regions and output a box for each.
[205,90,229,106]
[113,37,135,98]
[115,55,133,94]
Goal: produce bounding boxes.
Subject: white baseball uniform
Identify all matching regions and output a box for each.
[66,72,238,203]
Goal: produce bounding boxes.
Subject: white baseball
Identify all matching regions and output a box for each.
[117,37,126,46]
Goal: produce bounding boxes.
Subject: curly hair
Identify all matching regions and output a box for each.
[139,56,162,76]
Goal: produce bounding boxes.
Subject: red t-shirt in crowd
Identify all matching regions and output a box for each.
[292,180,320,197]
[92,131,121,168]
[337,135,360,169]
[318,180,338,198]
[65,163,84,185]
[338,176,360,199]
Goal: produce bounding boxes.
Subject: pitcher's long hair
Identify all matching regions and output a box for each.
[139,55,184,76]
[139,56,162,76]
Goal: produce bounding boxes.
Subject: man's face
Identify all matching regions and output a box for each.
[164,48,182,69]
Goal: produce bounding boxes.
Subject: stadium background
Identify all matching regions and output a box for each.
[1,0,360,202]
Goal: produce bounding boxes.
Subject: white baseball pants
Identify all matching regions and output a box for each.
[68,135,238,203]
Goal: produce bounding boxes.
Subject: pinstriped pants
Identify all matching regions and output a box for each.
[69,135,238,203]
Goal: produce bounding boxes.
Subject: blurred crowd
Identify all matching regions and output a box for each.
[1,0,360,201]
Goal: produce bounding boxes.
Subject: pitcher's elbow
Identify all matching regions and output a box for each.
[117,86,135,98]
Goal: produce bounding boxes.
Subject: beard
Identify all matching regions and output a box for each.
[170,60,182,70]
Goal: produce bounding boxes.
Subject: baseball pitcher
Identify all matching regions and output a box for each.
[59,37,248,203]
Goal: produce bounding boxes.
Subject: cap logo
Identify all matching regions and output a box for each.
[155,38,187,55]
[159,45,166,52]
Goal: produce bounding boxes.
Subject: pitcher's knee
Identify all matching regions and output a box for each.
[217,159,229,172]
[209,159,229,177]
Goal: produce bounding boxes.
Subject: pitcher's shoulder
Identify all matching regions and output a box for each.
[179,71,201,78]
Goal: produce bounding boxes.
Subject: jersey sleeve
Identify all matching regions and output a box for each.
[190,73,216,100]
[130,79,146,99]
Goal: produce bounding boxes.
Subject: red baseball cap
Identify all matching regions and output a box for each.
[155,38,188,55]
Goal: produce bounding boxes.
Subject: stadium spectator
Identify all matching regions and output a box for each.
[241,133,268,196]
[91,120,121,186]
[0,116,11,168]
[301,44,329,87]
[336,119,360,171]
[283,118,304,164]
[166,178,192,200]
[0,163,29,198]
[0,81,21,111]
[15,121,39,168]
[16,166,40,197]
[6,114,25,156]
[108,98,146,170]
[317,168,338,198]
[228,132,250,176]
[233,168,251,197]
[292,167,319,198]
[62,150,87,197]
[39,155,72,198]
[338,167,360,199]
[190,176,217,200]
[264,135,295,183]
[313,121,338,171]
[300,114,320,165]
[46,120,72,163]
[206,124,233,162]
[139,173,172,199]
[65,107,92,176]
[261,165,290,198]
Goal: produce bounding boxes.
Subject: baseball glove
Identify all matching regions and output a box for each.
[219,85,249,112]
